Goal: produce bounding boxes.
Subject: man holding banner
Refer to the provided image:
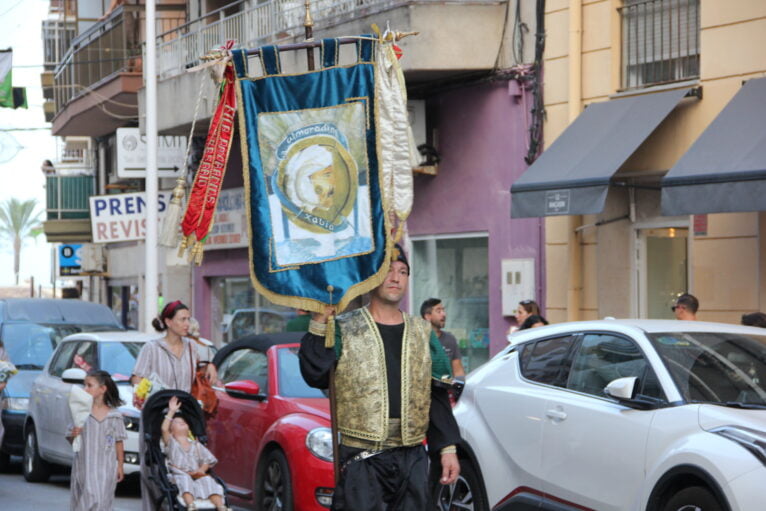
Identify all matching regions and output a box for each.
[299,246,460,510]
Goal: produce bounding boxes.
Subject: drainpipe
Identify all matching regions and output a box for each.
[567,0,583,321]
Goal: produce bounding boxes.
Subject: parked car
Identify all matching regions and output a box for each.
[23,331,155,482]
[443,320,766,511]
[207,332,334,510]
[221,308,297,344]
[0,299,123,469]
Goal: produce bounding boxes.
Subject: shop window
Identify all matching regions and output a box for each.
[411,236,489,372]
[211,277,297,344]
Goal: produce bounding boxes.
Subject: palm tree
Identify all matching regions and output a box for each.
[0,198,43,285]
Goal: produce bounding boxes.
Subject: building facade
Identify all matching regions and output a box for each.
[514,0,766,324]
[144,0,545,362]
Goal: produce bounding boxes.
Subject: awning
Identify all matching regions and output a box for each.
[511,87,690,218]
[662,77,766,216]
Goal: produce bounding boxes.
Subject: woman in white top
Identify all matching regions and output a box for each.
[131,301,218,511]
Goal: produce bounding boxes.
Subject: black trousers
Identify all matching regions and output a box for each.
[332,444,430,511]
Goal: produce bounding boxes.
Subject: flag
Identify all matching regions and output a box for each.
[231,37,397,315]
[0,49,27,109]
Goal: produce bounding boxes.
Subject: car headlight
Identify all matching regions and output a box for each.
[712,426,766,466]
[3,397,29,411]
[120,408,140,432]
[306,427,333,462]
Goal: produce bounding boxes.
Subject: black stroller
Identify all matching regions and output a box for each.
[141,390,229,510]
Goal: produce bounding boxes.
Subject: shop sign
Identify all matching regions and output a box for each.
[116,127,186,178]
[693,214,708,237]
[205,187,248,250]
[59,244,82,277]
[89,191,171,243]
[545,190,570,215]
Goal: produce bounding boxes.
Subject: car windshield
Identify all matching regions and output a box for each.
[100,342,143,382]
[649,331,766,406]
[1,323,114,369]
[277,347,325,399]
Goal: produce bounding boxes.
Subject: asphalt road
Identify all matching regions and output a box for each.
[0,456,248,510]
[0,457,141,510]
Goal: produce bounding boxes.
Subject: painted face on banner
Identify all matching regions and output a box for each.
[278,137,357,234]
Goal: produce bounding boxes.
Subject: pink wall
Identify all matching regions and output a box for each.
[407,81,545,355]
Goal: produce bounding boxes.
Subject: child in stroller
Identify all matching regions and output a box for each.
[142,390,230,511]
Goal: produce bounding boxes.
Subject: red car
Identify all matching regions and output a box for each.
[207,332,334,510]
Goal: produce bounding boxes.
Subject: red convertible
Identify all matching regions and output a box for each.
[207,332,334,510]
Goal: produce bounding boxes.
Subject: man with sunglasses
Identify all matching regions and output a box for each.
[672,293,699,321]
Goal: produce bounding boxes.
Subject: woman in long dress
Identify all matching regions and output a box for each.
[131,301,218,511]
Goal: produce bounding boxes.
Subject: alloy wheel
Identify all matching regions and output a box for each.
[263,459,285,511]
[436,474,475,511]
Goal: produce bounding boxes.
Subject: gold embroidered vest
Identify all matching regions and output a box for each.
[334,307,432,447]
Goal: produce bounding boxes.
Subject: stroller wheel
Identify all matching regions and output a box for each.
[258,449,293,511]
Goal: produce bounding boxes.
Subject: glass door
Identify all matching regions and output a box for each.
[637,227,688,319]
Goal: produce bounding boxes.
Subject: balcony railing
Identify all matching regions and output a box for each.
[46,175,95,220]
[156,0,500,80]
[620,0,700,90]
[53,4,185,113]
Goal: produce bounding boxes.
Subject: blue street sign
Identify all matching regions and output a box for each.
[59,244,82,276]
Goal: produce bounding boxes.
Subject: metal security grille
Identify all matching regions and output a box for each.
[620,0,700,90]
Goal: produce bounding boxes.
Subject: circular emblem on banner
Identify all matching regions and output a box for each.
[276,134,357,234]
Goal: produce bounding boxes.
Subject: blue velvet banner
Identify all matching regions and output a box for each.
[232,40,391,311]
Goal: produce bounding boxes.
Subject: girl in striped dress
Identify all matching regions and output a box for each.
[68,370,127,511]
[162,396,228,511]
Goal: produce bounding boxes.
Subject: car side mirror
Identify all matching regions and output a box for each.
[604,376,656,410]
[62,368,87,384]
[224,380,265,401]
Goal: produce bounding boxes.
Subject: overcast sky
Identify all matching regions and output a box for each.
[0,0,57,288]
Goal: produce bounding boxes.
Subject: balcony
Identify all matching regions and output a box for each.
[50,3,185,137]
[43,175,95,242]
[147,0,506,133]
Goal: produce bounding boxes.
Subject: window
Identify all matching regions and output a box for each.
[519,336,575,386]
[277,347,325,399]
[218,348,269,394]
[49,342,79,377]
[99,342,142,382]
[411,236,489,372]
[71,342,97,373]
[567,334,663,400]
[620,0,700,89]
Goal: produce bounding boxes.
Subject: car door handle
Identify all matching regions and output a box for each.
[546,409,568,421]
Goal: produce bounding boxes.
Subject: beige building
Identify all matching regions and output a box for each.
[512,0,766,324]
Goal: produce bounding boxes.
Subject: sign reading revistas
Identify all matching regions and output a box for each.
[116,127,186,178]
[89,191,171,243]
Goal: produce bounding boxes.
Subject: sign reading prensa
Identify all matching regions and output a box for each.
[89,191,171,243]
[116,127,186,178]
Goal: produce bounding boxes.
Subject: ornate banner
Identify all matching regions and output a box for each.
[179,63,237,263]
[231,38,392,313]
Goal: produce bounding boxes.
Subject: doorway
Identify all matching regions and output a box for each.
[636,226,689,319]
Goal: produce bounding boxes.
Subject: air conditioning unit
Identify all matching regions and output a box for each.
[407,100,438,175]
[80,244,106,273]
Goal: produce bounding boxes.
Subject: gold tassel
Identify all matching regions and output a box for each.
[178,234,191,259]
[325,315,335,349]
[194,241,205,266]
[159,177,186,247]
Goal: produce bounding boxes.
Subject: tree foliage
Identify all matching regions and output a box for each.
[0,198,43,285]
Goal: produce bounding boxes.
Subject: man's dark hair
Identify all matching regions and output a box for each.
[675,293,699,314]
[742,312,766,328]
[420,298,442,319]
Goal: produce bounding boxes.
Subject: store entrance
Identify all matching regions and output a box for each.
[636,227,689,319]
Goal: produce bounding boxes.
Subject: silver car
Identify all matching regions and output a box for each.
[23,331,156,482]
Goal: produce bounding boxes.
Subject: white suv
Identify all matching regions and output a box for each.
[441,320,766,511]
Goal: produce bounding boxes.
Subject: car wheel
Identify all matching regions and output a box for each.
[662,486,723,511]
[257,449,293,511]
[0,450,11,472]
[433,459,488,511]
[22,427,51,482]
